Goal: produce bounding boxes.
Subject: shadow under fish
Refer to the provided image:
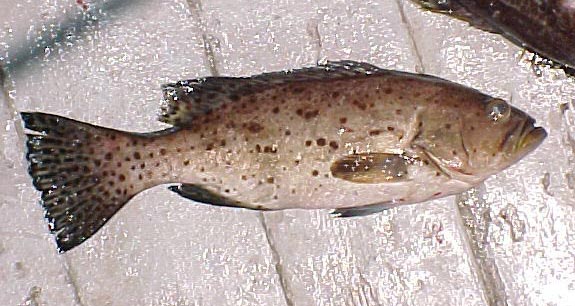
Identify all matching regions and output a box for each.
[412,0,575,75]
[20,61,546,252]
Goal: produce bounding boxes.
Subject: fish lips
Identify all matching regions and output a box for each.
[515,119,547,158]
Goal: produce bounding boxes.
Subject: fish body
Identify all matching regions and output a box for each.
[413,0,575,69]
[22,61,546,252]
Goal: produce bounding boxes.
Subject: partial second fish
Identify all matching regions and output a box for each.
[412,0,575,72]
[21,61,546,252]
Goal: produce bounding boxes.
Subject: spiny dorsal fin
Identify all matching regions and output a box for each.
[159,60,384,126]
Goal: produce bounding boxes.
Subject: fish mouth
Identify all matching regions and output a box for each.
[515,119,547,157]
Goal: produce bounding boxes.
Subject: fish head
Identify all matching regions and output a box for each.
[414,95,546,183]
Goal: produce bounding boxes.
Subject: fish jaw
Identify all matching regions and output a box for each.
[514,126,547,160]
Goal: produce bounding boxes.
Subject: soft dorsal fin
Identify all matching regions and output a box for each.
[159,60,384,126]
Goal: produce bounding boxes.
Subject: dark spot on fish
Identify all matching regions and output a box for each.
[316,138,326,146]
[340,117,347,124]
[423,160,430,165]
[312,170,319,176]
[200,167,205,172]
[134,152,141,160]
[285,130,291,136]
[352,100,367,110]
[296,109,304,116]
[125,157,131,162]
[119,174,126,182]
[418,122,423,127]
[305,140,312,146]
[94,159,102,166]
[115,188,121,195]
[117,162,122,167]
[395,109,402,115]
[436,172,441,176]
[241,175,247,180]
[104,152,112,160]
[304,110,319,119]
[452,150,457,156]
[160,148,167,155]
[220,139,226,147]
[264,146,277,153]
[445,123,452,130]
[183,160,190,166]
[292,86,304,94]
[138,174,143,180]
[149,152,154,158]
[245,122,264,133]
[255,144,262,153]
[470,126,475,131]
[295,160,300,165]
[267,177,275,184]
[369,130,381,136]
[387,126,395,131]
[433,192,442,196]
[329,141,339,149]
[155,162,160,167]
[272,107,280,114]
[176,148,182,153]
[206,143,214,150]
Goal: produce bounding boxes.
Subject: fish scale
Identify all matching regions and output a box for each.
[20,61,546,252]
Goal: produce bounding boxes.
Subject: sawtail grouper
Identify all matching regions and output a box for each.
[21,61,546,252]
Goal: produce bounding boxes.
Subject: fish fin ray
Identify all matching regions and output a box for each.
[21,112,139,252]
[159,60,384,126]
[330,153,409,184]
[169,184,268,211]
[413,0,501,34]
[332,201,397,218]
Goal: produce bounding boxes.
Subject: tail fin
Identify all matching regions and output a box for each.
[22,112,140,252]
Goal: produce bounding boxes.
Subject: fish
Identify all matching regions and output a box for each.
[20,60,547,252]
[412,0,575,72]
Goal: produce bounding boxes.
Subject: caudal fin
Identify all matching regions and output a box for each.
[22,112,140,252]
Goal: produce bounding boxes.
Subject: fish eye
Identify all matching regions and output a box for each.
[486,99,511,123]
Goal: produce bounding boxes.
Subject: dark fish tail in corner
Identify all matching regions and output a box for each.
[21,112,143,252]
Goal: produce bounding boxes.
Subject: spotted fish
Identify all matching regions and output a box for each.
[412,0,575,72]
[21,61,546,252]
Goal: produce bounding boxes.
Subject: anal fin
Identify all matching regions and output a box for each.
[332,201,399,218]
[168,184,268,211]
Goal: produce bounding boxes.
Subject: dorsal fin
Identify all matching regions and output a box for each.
[159,60,384,126]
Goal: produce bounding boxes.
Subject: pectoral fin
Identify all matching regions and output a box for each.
[330,153,409,184]
[168,184,268,211]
